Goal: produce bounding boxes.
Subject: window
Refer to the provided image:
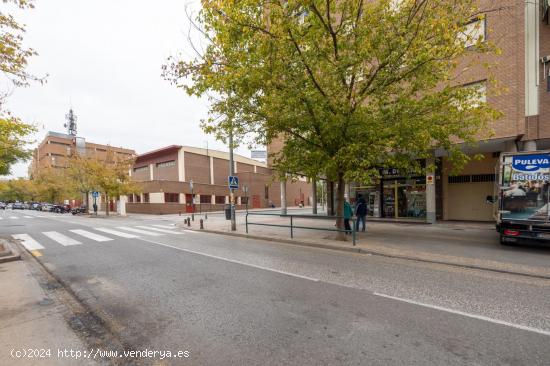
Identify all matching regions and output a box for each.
[460,18,486,48]
[241,197,248,205]
[462,81,487,108]
[134,166,148,173]
[128,194,134,203]
[143,193,149,203]
[164,193,179,203]
[200,195,211,204]
[156,160,176,168]
[448,175,471,184]
[265,185,269,199]
[135,194,141,203]
[215,196,226,204]
[96,148,107,152]
[50,141,70,146]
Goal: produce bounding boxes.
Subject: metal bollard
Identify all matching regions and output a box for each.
[205,213,208,220]
[200,218,204,229]
[179,211,181,216]
[187,218,191,227]
[192,213,195,221]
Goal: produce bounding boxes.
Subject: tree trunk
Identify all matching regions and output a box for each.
[335,173,346,241]
[105,193,110,216]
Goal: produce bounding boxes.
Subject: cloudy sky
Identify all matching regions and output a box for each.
[5,0,256,178]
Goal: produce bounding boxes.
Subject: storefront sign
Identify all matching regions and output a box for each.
[511,154,550,181]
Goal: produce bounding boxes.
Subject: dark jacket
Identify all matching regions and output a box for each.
[355,198,367,216]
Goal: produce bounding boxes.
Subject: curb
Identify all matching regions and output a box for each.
[182,227,550,280]
[0,239,21,263]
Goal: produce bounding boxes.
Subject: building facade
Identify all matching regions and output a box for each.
[269,1,550,222]
[29,131,136,178]
[127,145,312,215]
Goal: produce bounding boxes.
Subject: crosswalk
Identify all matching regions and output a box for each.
[12,224,184,252]
[0,215,35,220]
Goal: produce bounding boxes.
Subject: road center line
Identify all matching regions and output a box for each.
[138,238,319,282]
[373,292,550,337]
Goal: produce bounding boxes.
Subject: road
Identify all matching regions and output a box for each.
[2,209,550,365]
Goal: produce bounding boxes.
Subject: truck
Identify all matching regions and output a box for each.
[496,151,550,245]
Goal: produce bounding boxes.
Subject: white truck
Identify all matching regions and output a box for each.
[496,151,550,245]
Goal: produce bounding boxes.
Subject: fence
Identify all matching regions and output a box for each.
[245,211,357,245]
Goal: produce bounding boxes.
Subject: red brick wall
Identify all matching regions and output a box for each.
[185,152,211,184]
[213,157,230,186]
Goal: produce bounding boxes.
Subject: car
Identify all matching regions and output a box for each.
[0,202,6,210]
[12,202,24,209]
[31,203,41,210]
[51,204,70,213]
[22,203,30,210]
[6,203,13,209]
[41,204,52,212]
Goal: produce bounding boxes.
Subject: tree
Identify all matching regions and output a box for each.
[166,0,500,237]
[66,153,139,216]
[0,177,38,201]
[34,167,76,203]
[0,0,43,175]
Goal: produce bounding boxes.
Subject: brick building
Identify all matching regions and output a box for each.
[127,145,312,215]
[270,1,550,222]
[29,131,136,178]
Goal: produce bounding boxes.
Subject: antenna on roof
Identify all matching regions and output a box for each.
[64,108,77,136]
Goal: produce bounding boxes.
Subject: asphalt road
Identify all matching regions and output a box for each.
[2,209,550,365]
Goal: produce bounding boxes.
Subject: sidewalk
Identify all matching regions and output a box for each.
[180,213,550,279]
[0,246,101,365]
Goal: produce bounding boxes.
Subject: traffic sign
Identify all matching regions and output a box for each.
[92,191,99,198]
[228,176,239,189]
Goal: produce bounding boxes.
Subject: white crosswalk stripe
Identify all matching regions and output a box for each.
[23,216,33,219]
[43,231,82,246]
[70,229,113,242]
[95,227,139,238]
[152,224,177,229]
[12,234,44,250]
[116,226,163,236]
[135,225,182,234]
[9,216,18,219]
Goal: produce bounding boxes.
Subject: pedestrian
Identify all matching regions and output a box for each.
[343,198,353,235]
[355,194,367,232]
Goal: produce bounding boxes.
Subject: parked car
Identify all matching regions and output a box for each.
[6,203,13,209]
[71,205,87,215]
[31,203,41,210]
[12,202,24,210]
[0,202,6,210]
[41,204,52,212]
[22,202,30,210]
[51,204,70,213]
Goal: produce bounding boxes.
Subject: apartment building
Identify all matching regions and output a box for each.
[127,145,312,215]
[29,131,136,178]
[270,1,550,222]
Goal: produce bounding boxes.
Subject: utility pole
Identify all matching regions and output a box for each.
[228,129,236,231]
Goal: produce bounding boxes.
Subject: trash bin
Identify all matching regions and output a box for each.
[224,204,232,220]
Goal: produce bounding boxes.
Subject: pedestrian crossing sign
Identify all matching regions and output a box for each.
[228,176,239,189]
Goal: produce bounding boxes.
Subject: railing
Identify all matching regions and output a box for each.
[245,211,357,246]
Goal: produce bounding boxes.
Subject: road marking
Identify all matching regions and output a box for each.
[95,228,138,238]
[43,231,82,246]
[152,224,177,229]
[116,226,163,236]
[373,292,550,337]
[12,234,45,250]
[70,229,113,242]
[138,238,320,282]
[135,225,182,234]
[31,250,42,257]
[23,216,33,218]
[9,216,18,219]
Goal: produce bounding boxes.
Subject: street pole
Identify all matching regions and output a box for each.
[229,129,236,231]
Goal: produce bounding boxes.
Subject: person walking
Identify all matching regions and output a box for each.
[355,194,367,232]
[343,199,353,235]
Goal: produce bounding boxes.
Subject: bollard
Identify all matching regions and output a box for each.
[200,218,204,229]
[192,213,195,221]
[205,213,208,220]
[179,211,181,216]
[187,218,191,227]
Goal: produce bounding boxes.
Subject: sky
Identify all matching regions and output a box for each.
[5,0,258,178]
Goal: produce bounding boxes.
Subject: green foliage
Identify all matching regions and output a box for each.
[166,0,501,230]
[0,0,43,176]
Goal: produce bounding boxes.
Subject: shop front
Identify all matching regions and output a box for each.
[353,169,428,220]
